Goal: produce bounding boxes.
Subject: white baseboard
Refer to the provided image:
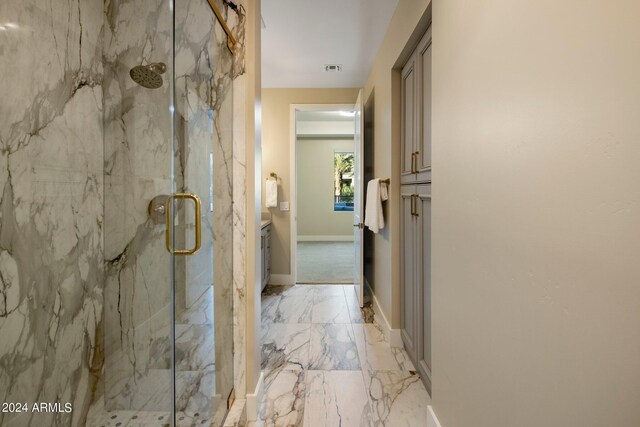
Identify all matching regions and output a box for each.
[297,235,354,242]
[427,406,443,427]
[269,274,295,285]
[246,372,264,422]
[370,287,403,348]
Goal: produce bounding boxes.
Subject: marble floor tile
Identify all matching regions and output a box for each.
[261,323,311,372]
[258,368,306,427]
[311,292,350,323]
[343,286,375,324]
[353,323,415,371]
[304,370,371,427]
[272,288,314,324]
[309,324,360,370]
[262,292,281,324]
[363,370,430,427]
[310,285,347,296]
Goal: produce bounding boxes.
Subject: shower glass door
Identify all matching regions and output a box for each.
[171,0,235,425]
[103,0,234,425]
[102,0,177,424]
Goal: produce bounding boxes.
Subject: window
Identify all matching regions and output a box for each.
[333,152,354,212]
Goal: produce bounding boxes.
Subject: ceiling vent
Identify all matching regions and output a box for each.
[325,64,342,72]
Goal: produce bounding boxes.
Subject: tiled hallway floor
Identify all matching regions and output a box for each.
[251,285,431,427]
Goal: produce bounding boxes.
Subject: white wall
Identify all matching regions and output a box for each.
[297,138,355,239]
[431,0,640,426]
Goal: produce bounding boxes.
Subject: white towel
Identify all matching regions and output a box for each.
[364,179,386,233]
[265,179,278,208]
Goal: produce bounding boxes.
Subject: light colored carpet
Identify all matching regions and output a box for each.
[297,241,355,284]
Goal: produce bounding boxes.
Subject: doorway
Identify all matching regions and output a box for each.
[292,106,356,284]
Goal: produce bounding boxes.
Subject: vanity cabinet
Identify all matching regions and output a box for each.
[261,223,271,290]
[400,25,432,185]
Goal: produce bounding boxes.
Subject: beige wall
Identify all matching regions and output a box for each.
[239,0,262,404]
[364,0,431,327]
[431,1,640,426]
[297,138,355,238]
[262,88,359,278]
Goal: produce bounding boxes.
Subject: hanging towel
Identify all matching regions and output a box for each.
[364,178,386,233]
[265,179,278,208]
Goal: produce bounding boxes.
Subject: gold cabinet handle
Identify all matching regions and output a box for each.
[412,151,420,174]
[165,193,202,255]
[411,194,420,217]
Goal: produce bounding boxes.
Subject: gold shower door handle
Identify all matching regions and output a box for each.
[165,193,202,255]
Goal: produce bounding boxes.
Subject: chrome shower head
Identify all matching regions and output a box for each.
[129,62,167,89]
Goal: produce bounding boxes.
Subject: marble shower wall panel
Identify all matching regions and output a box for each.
[0,0,105,426]
[228,0,248,400]
[102,0,174,411]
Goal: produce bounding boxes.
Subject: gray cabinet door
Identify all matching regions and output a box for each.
[416,27,432,183]
[400,56,417,184]
[261,231,266,288]
[261,225,271,290]
[265,227,271,285]
[400,185,418,360]
[416,184,432,392]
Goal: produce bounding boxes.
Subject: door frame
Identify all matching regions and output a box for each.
[289,103,357,284]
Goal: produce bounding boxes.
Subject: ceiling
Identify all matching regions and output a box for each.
[261,0,399,88]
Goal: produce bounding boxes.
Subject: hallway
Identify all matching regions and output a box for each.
[252,285,430,426]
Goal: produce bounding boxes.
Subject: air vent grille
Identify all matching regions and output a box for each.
[324,64,342,72]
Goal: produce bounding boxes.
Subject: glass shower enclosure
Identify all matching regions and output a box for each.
[0,0,236,425]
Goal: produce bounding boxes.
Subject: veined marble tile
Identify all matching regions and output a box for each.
[343,286,375,324]
[304,371,371,427]
[0,3,105,425]
[175,324,215,372]
[353,323,415,371]
[311,292,350,324]
[176,285,214,325]
[258,369,306,427]
[363,370,430,427]
[309,285,347,295]
[309,324,360,370]
[261,323,311,372]
[344,285,375,323]
[261,292,281,324]
[175,370,217,419]
[272,288,314,324]
[232,71,248,398]
[223,398,246,427]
